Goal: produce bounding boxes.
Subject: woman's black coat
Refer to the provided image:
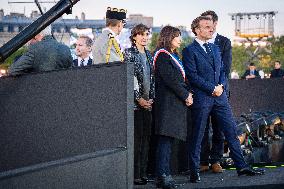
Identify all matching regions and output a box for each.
[154,52,189,141]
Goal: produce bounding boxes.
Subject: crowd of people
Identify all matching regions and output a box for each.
[7,7,275,189]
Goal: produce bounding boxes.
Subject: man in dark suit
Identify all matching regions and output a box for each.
[241,62,261,79]
[201,11,232,91]
[198,10,232,173]
[8,25,72,76]
[182,16,264,183]
[270,60,284,78]
[73,36,93,67]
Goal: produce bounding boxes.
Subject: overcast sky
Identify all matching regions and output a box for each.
[2,0,284,39]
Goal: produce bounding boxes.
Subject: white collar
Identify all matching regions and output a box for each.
[195,38,211,52]
[208,32,217,43]
[104,28,117,36]
[78,56,90,62]
[195,38,208,46]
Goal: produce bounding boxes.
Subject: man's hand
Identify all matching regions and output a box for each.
[185,93,193,106]
[212,84,223,97]
[138,98,153,109]
[246,75,255,79]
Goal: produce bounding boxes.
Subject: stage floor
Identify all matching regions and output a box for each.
[134,166,284,189]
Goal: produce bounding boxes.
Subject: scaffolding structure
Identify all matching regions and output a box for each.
[230,11,277,40]
[229,11,277,64]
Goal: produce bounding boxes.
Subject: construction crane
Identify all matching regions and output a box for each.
[8,0,65,42]
[8,0,58,14]
[0,0,80,62]
[8,1,57,2]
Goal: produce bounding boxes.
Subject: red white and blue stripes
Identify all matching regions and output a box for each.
[153,48,186,81]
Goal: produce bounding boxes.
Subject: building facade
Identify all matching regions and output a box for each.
[0,9,155,47]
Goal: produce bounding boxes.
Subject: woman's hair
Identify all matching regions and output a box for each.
[156,25,181,53]
[129,24,150,46]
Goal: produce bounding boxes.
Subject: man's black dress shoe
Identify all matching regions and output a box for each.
[134,178,147,185]
[190,172,201,183]
[156,174,178,189]
[237,167,265,176]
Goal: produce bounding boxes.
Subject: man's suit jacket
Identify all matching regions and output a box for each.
[72,58,93,67]
[182,40,227,108]
[8,36,72,76]
[214,34,232,77]
[241,69,261,79]
[270,68,284,78]
[92,30,121,64]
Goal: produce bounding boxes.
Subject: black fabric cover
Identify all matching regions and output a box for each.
[0,63,130,172]
[229,78,284,116]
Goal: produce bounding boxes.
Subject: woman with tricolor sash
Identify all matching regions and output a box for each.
[153,26,193,189]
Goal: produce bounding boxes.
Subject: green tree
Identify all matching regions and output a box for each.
[148,32,159,53]
[231,45,250,76]
[0,47,27,70]
[269,36,284,65]
[231,36,284,75]
[177,37,193,57]
[148,32,193,55]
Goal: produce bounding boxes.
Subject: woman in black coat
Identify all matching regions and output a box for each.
[154,26,193,189]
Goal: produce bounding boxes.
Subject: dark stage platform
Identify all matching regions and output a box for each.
[134,166,284,189]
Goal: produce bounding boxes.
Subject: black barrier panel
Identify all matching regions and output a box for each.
[0,62,132,173]
[229,78,284,116]
[0,148,128,189]
[0,147,126,180]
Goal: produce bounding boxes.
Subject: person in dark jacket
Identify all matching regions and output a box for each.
[73,35,93,67]
[270,60,284,78]
[123,24,154,185]
[199,10,232,173]
[8,25,72,76]
[241,62,261,79]
[154,26,193,189]
[183,16,264,184]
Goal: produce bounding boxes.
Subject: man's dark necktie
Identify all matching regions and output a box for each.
[203,43,212,56]
[80,59,84,67]
[203,43,214,66]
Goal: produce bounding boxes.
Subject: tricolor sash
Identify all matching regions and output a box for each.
[153,48,186,81]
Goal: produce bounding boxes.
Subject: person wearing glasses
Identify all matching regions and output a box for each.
[92,7,127,64]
